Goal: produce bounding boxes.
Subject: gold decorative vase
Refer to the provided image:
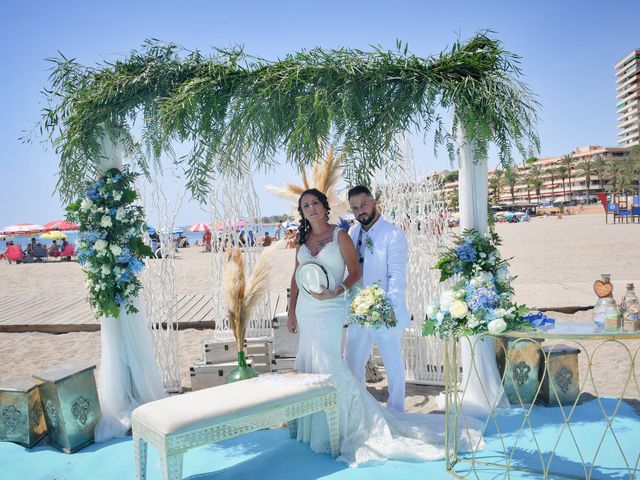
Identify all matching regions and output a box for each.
[225,351,260,384]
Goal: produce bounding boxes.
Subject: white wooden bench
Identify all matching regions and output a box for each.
[131,374,339,480]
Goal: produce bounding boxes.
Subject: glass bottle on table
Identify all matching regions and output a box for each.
[592,274,621,330]
[621,283,640,331]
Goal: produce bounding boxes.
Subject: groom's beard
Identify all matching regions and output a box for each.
[357,209,377,226]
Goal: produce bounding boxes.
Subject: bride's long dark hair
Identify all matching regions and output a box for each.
[297,188,331,245]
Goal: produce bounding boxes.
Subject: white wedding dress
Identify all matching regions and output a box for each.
[294,228,483,465]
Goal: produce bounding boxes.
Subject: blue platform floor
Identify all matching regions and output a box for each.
[2,398,638,480]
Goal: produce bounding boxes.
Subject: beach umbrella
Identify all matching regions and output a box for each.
[146,225,157,235]
[43,220,78,231]
[40,231,67,240]
[188,222,211,232]
[1,223,46,235]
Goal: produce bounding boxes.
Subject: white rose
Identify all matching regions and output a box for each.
[440,290,455,310]
[94,239,108,252]
[488,318,507,334]
[113,191,123,201]
[110,244,122,256]
[100,215,113,228]
[426,304,438,318]
[115,207,126,221]
[80,197,93,211]
[450,301,469,319]
[101,264,111,275]
[493,308,506,319]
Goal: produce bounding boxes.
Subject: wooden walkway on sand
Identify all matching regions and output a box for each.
[0,281,606,334]
[0,294,216,333]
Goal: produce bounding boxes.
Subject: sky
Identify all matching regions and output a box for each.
[1,0,638,227]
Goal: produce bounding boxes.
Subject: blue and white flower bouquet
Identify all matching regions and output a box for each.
[67,167,153,319]
[423,229,530,338]
[350,283,397,329]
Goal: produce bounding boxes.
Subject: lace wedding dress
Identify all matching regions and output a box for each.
[294,228,483,465]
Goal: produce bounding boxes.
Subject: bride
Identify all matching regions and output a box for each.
[287,188,483,465]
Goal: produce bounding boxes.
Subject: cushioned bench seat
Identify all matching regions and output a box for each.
[132,374,338,480]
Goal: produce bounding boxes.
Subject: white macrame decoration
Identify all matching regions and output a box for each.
[137,161,186,393]
[207,171,273,341]
[373,151,451,385]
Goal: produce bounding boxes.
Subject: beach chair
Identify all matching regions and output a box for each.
[60,244,75,261]
[633,195,640,224]
[31,245,48,262]
[6,245,24,264]
[606,201,619,224]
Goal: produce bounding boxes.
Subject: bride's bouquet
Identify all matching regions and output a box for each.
[349,283,397,329]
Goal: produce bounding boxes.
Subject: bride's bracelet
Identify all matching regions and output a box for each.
[336,283,348,295]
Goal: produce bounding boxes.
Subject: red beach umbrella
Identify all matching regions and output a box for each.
[188,222,211,233]
[43,220,79,231]
[1,223,46,235]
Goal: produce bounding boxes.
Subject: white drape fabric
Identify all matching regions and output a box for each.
[92,133,166,441]
[457,132,509,417]
[95,300,167,441]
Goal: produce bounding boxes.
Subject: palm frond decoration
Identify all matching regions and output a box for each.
[33,33,539,203]
[266,145,348,220]
[222,244,277,353]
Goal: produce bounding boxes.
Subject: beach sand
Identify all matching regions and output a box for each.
[1,213,639,412]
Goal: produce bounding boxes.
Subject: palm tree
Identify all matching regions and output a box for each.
[605,158,624,193]
[528,165,543,204]
[503,166,518,205]
[524,172,534,203]
[547,166,558,203]
[593,154,608,192]
[556,165,568,203]
[629,146,640,192]
[559,154,575,202]
[576,156,594,204]
[489,167,504,205]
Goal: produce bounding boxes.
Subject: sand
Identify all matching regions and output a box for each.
[1,213,639,411]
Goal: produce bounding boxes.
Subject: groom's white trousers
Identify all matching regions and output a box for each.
[345,324,405,413]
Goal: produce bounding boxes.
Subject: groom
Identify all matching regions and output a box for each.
[345,185,410,413]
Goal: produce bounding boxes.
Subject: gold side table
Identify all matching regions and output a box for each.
[445,323,640,479]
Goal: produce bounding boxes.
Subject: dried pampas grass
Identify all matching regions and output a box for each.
[266,145,349,220]
[222,244,278,352]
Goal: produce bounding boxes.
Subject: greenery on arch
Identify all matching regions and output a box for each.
[35,32,539,203]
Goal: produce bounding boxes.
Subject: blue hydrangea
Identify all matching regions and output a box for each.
[466,287,499,312]
[86,181,104,201]
[114,295,124,306]
[456,242,478,263]
[129,258,144,274]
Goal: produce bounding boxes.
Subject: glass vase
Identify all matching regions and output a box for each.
[225,351,260,384]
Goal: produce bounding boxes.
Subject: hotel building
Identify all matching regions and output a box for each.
[616,49,640,148]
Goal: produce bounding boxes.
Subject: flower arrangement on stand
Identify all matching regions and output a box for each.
[423,229,530,338]
[66,167,153,319]
[349,283,397,329]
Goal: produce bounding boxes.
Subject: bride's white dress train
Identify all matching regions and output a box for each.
[294,229,483,465]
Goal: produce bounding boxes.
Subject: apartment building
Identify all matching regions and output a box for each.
[440,145,630,206]
[616,49,640,148]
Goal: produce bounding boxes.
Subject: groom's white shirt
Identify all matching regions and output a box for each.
[348,216,410,329]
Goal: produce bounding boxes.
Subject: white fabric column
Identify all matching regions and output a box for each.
[93,132,167,441]
[457,132,509,417]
